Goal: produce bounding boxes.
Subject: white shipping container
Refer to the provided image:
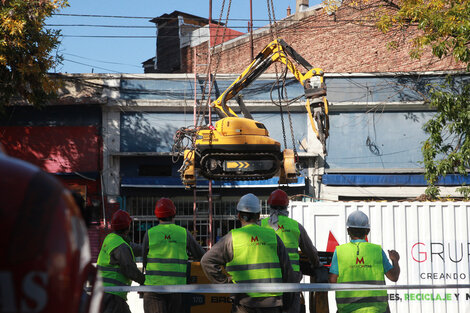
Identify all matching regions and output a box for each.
[290,201,470,313]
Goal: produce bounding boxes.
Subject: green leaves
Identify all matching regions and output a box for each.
[0,0,69,108]
[325,0,470,199]
[374,0,470,69]
[422,77,470,199]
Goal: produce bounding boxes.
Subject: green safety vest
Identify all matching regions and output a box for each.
[226,224,283,298]
[97,233,134,300]
[261,215,301,272]
[145,223,188,285]
[336,242,388,313]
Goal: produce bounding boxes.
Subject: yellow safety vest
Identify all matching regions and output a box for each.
[226,224,283,298]
[97,233,134,300]
[145,224,188,285]
[261,215,300,272]
[336,242,388,313]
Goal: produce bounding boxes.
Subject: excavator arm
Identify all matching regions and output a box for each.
[211,38,327,119]
[174,38,329,186]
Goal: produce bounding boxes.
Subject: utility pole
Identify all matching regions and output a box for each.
[207,0,213,249]
[250,0,254,60]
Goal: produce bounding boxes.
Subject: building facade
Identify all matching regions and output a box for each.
[2,1,469,254]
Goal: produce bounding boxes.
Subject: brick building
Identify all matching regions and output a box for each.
[143,11,243,73]
[169,0,464,74]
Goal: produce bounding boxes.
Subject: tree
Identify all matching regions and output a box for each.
[422,78,470,199]
[323,0,470,198]
[0,0,68,108]
[374,0,470,68]
[371,0,470,199]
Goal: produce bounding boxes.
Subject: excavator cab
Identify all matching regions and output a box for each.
[175,38,328,187]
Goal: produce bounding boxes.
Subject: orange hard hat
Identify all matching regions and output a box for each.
[111,210,132,231]
[268,189,289,207]
[155,198,176,218]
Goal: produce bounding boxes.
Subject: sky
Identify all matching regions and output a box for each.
[46,0,321,74]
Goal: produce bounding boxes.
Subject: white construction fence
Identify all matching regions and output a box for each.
[124,201,470,313]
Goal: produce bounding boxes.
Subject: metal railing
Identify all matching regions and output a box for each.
[126,196,269,249]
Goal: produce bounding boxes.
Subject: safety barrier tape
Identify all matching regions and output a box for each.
[103,283,470,293]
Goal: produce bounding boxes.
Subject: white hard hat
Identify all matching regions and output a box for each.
[236,193,261,213]
[346,211,370,229]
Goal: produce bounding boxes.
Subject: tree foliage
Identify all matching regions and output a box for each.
[422,78,470,199]
[371,0,470,199]
[0,0,68,107]
[374,0,470,68]
[322,0,470,198]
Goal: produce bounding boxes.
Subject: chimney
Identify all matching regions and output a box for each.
[287,6,291,16]
[296,0,309,12]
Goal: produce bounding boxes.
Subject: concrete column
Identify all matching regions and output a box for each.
[306,109,325,198]
[102,108,121,198]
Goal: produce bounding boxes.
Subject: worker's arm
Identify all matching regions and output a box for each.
[329,273,338,283]
[130,241,142,257]
[141,231,149,271]
[328,249,338,283]
[298,223,321,268]
[276,235,296,283]
[276,235,296,311]
[200,233,233,284]
[385,250,400,282]
[110,244,146,285]
[186,230,206,261]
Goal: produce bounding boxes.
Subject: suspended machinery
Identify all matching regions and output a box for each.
[173,38,329,187]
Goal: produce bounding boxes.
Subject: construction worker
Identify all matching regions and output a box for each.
[97,210,145,313]
[261,189,323,313]
[0,150,102,313]
[329,210,400,313]
[142,197,205,313]
[201,193,296,313]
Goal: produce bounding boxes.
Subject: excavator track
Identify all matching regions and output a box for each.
[199,152,281,181]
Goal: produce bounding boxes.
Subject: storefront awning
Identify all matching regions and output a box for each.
[121,176,306,189]
[322,173,470,186]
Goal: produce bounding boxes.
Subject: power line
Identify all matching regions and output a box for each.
[60,34,245,39]
[62,35,157,38]
[56,23,352,39]
[52,13,294,22]
[63,53,142,68]
[53,13,154,19]
[46,23,258,30]
[62,58,122,73]
[47,24,155,28]
[49,18,379,39]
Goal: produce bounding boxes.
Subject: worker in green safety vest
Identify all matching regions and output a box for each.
[201,193,296,313]
[261,189,324,313]
[97,210,145,313]
[142,198,205,313]
[329,211,400,313]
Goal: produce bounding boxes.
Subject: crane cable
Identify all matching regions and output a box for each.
[198,0,233,127]
[266,0,300,166]
[173,0,233,163]
[266,0,287,150]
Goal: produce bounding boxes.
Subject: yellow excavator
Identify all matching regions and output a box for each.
[175,38,329,186]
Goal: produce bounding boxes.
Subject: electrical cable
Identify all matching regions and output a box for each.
[63,53,142,67]
[62,58,121,73]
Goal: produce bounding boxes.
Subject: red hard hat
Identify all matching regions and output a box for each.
[155,198,176,218]
[0,153,102,313]
[111,210,132,231]
[268,189,289,207]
